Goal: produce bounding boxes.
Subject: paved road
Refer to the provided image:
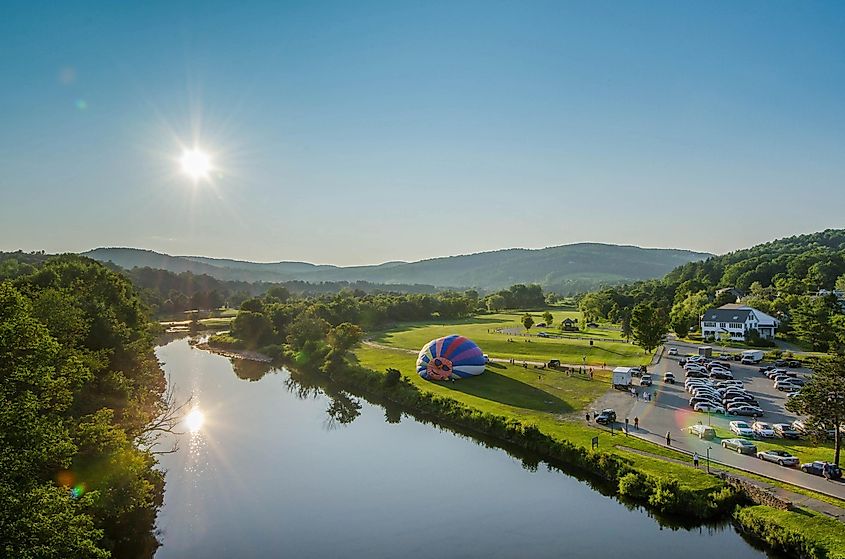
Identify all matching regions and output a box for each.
[604,341,845,500]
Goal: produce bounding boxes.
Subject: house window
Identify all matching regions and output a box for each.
[720,322,726,328]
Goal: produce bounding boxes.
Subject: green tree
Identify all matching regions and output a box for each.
[631,302,668,353]
[265,285,291,303]
[620,313,633,342]
[326,322,363,353]
[836,273,845,292]
[522,314,534,331]
[791,295,840,351]
[786,354,845,466]
[542,311,553,326]
[669,291,709,338]
[239,297,265,314]
[230,310,274,348]
[486,294,506,312]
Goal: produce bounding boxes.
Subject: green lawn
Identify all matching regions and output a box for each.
[354,344,722,492]
[372,311,650,367]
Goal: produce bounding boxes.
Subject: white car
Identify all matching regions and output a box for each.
[730,420,755,437]
[752,422,775,438]
[756,450,799,467]
[792,420,807,433]
[668,347,678,356]
[688,424,716,439]
[694,402,725,414]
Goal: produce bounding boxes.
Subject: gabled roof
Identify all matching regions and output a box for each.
[702,308,753,323]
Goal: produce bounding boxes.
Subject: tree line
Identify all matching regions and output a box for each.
[0,254,169,558]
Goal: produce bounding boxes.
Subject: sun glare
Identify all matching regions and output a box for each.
[184,407,205,432]
[179,148,212,182]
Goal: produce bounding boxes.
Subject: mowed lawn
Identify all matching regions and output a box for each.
[354,344,720,491]
[372,311,650,367]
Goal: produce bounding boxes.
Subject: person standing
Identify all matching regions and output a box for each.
[693,452,699,469]
[634,417,639,430]
[823,462,831,481]
[666,431,671,446]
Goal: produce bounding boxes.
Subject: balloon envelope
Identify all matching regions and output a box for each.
[417,335,486,380]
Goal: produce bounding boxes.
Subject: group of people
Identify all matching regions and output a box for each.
[629,387,653,401]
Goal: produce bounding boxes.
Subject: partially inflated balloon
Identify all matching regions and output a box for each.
[416,335,486,381]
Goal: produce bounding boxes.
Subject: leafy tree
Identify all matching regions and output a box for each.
[326,322,363,353]
[542,311,553,326]
[486,294,505,312]
[669,291,709,338]
[791,295,840,351]
[230,310,274,348]
[631,302,668,353]
[265,285,291,303]
[836,273,845,292]
[522,314,534,331]
[786,355,845,466]
[239,297,265,314]
[620,313,633,342]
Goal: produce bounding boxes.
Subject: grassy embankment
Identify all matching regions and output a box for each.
[355,344,716,491]
[372,310,650,367]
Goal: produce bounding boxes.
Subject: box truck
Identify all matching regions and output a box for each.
[741,350,765,364]
[612,367,632,387]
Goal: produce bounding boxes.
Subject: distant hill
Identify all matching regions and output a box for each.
[83,243,712,293]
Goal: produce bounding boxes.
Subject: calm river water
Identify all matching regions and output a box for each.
[154,338,773,558]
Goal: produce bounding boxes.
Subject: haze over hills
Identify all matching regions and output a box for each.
[83,244,712,293]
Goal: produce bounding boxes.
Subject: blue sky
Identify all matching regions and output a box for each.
[1,1,844,264]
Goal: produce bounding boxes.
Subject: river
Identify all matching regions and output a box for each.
[154,338,774,558]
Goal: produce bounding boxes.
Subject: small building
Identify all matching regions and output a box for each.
[700,305,779,341]
[561,317,579,332]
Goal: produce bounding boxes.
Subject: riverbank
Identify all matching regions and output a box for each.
[202,338,845,557]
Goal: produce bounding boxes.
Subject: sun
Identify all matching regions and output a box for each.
[184,407,205,432]
[179,148,212,181]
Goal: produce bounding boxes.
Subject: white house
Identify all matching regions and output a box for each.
[700,304,779,341]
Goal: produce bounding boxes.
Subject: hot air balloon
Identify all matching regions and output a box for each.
[416,335,486,381]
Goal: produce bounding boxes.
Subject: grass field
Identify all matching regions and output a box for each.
[354,344,721,492]
[372,311,650,367]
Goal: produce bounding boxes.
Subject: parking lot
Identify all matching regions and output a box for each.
[595,340,845,499]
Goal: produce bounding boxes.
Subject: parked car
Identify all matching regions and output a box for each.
[690,395,721,407]
[688,424,717,439]
[752,422,776,438]
[547,359,561,368]
[800,461,843,479]
[759,365,773,373]
[685,370,708,379]
[537,332,549,338]
[757,450,799,467]
[594,409,617,425]
[640,374,653,386]
[668,347,678,356]
[709,370,734,380]
[663,372,675,384]
[727,405,763,417]
[729,420,755,437]
[773,423,801,439]
[792,420,807,433]
[774,380,801,392]
[788,360,802,368]
[694,402,725,414]
[724,396,759,408]
[774,359,788,367]
[722,438,758,455]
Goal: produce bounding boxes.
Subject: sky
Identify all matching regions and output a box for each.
[1,1,844,265]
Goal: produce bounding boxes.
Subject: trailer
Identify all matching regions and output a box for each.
[612,366,632,387]
[698,346,713,358]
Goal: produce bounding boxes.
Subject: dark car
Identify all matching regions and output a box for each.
[773,423,801,439]
[774,359,788,367]
[788,360,802,368]
[759,365,773,373]
[727,405,764,417]
[724,397,759,408]
[800,461,843,479]
[722,438,758,455]
[594,409,617,425]
[547,359,561,368]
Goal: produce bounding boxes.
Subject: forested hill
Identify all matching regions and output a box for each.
[83,243,711,293]
[579,229,845,351]
[665,229,845,291]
